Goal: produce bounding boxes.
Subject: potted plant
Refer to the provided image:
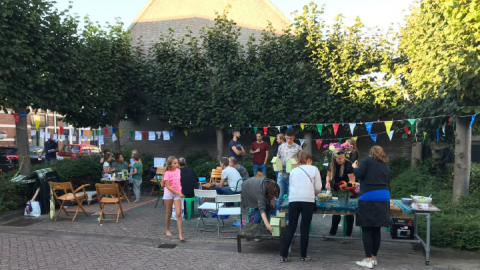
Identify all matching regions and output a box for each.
[331,181,360,206]
[0,131,7,139]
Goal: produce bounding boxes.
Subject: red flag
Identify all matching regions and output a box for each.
[315,139,323,149]
[142,131,148,139]
[263,127,268,137]
[332,124,340,136]
[104,128,108,137]
[403,127,411,134]
[12,113,19,124]
[59,126,64,134]
[448,117,452,125]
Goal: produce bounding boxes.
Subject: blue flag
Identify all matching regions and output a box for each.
[469,115,477,130]
[288,125,292,129]
[436,129,440,143]
[170,130,175,138]
[370,134,377,143]
[365,122,373,135]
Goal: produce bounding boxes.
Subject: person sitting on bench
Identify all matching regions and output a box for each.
[211,157,242,195]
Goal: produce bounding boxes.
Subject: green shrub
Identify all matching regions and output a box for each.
[0,177,27,214]
[388,157,410,178]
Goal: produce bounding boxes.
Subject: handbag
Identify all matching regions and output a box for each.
[298,166,318,211]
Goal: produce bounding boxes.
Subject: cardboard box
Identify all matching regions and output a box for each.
[390,218,414,239]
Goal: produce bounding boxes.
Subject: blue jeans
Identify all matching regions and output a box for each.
[45,157,56,163]
[214,186,234,195]
[276,175,289,210]
[252,164,267,177]
[275,171,279,180]
[253,202,271,224]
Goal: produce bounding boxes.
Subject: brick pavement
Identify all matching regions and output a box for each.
[0,195,479,269]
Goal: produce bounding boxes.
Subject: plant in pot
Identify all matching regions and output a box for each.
[331,181,359,206]
[0,131,7,139]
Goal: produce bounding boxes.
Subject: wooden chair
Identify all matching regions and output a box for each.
[95,183,125,224]
[202,168,222,189]
[256,172,264,178]
[49,182,90,222]
[150,166,166,196]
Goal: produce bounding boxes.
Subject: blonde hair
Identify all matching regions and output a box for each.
[298,152,312,165]
[370,146,388,163]
[277,133,285,141]
[228,157,238,165]
[165,156,178,171]
[331,148,345,178]
[346,138,357,151]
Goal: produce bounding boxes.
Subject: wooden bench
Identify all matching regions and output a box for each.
[237,223,286,253]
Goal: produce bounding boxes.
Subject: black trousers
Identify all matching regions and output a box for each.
[329,215,354,236]
[362,227,381,257]
[280,202,315,258]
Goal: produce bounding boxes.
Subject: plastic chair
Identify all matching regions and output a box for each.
[195,189,223,232]
[216,194,242,238]
[184,197,196,220]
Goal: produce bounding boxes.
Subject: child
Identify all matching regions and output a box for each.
[128,152,143,203]
[163,156,185,241]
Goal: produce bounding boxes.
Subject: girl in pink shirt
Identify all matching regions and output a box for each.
[163,156,185,241]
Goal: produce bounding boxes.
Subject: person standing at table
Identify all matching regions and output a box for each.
[276,129,302,210]
[280,152,322,262]
[128,153,143,203]
[325,148,356,243]
[353,146,391,269]
[250,132,270,177]
[229,130,246,163]
[346,138,359,163]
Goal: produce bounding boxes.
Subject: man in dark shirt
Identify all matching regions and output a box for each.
[42,134,58,163]
[229,130,245,163]
[178,157,199,198]
[250,132,270,177]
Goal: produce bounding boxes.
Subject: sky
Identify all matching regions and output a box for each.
[52,0,413,31]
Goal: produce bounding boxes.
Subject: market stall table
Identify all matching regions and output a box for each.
[100,178,130,203]
[279,198,440,265]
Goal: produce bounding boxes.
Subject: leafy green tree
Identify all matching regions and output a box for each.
[398,0,480,202]
[0,0,79,174]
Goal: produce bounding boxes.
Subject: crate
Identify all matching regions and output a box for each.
[390,218,414,239]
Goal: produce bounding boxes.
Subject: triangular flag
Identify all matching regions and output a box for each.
[89,130,92,137]
[288,125,292,129]
[270,137,275,146]
[408,119,417,133]
[142,132,147,139]
[436,129,440,142]
[12,113,19,124]
[130,131,134,139]
[300,123,307,130]
[170,130,175,138]
[80,130,84,137]
[403,127,411,134]
[315,139,323,149]
[99,135,104,145]
[349,123,356,135]
[156,131,161,139]
[338,138,343,143]
[423,132,427,144]
[332,124,340,136]
[112,127,116,134]
[365,122,373,135]
[469,115,476,130]
[316,124,323,136]
[352,137,358,141]
[97,130,100,136]
[299,139,305,146]
[388,131,394,141]
[35,120,41,130]
[59,126,63,135]
[119,129,123,137]
[253,127,258,134]
[31,130,36,136]
[183,129,188,137]
[104,128,108,137]
[370,134,377,143]
[90,136,93,141]
[442,123,446,134]
[263,127,268,137]
[276,126,281,132]
[384,121,393,134]
[112,134,118,142]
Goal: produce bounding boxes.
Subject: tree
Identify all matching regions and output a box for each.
[0,0,79,175]
[397,0,480,202]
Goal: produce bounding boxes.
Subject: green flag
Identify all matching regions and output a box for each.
[338,138,343,143]
[408,119,417,133]
[97,129,100,136]
[130,130,134,139]
[316,124,323,136]
[253,127,258,134]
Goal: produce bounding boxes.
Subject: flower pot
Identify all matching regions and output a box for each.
[0,134,6,140]
[338,196,349,207]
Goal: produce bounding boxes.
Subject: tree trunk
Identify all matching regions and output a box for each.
[215,128,224,161]
[113,118,121,153]
[453,117,471,203]
[304,131,312,154]
[411,141,422,169]
[14,107,32,175]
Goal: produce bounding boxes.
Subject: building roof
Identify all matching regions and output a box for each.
[129,0,291,34]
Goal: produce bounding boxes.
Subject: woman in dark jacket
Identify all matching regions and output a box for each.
[178,157,198,198]
[352,146,391,269]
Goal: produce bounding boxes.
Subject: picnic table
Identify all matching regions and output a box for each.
[100,178,130,203]
[237,223,286,253]
[279,198,440,265]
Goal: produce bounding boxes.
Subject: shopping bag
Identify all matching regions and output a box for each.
[171,199,185,221]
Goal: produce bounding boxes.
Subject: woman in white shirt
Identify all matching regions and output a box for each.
[103,152,114,177]
[280,152,322,262]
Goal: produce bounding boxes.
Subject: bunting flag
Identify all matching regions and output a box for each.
[97,130,100,136]
[288,125,292,129]
[80,130,84,137]
[370,134,377,143]
[365,122,373,135]
[156,131,161,139]
[384,121,393,134]
[31,130,36,136]
[119,129,123,138]
[183,129,188,137]
[338,138,343,143]
[53,134,58,140]
[315,139,323,149]
[90,136,93,141]
[12,113,19,124]
[448,117,452,125]
[35,120,41,130]
[469,115,476,130]
[253,127,258,134]
[61,135,65,141]
[169,130,175,138]
[408,119,417,133]
[270,136,275,146]
[89,130,92,137]
[332,123,340,136]
[403,127,411,134]
[142,132,147,139]
[130,130,135,139]
[112,134,118,142]
[442,123,446,134]
[300,123,307,130]
[104,128,108,137]
[388,131,394,141]
[112,127,116,134]
[349,123,356,135]
[60,127,64,135]
[316,124,323,136]
[436,129,440,143]
[299,139,305,146]
[276,126,281,132]
[263,127,268,136]
[352,137,358,141]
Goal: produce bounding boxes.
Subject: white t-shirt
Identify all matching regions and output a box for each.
[221,166,243,192]
[103,161,110,171]
[288,165,322,203]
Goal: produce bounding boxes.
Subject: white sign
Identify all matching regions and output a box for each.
[135,131,142,140]
[148,131,155,141]
[154,158,166,167]
[163,131,170,140]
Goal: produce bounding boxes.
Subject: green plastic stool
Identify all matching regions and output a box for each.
[184,197,196,220]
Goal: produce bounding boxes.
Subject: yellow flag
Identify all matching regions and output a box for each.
[300,123,307,130]
[89,130,93,136]
[384,121,393,134]
[119,129,123,137]
[352,137,358,141]
[183,129,188,137]
[35,120,41,130]
[270,136,275,145]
